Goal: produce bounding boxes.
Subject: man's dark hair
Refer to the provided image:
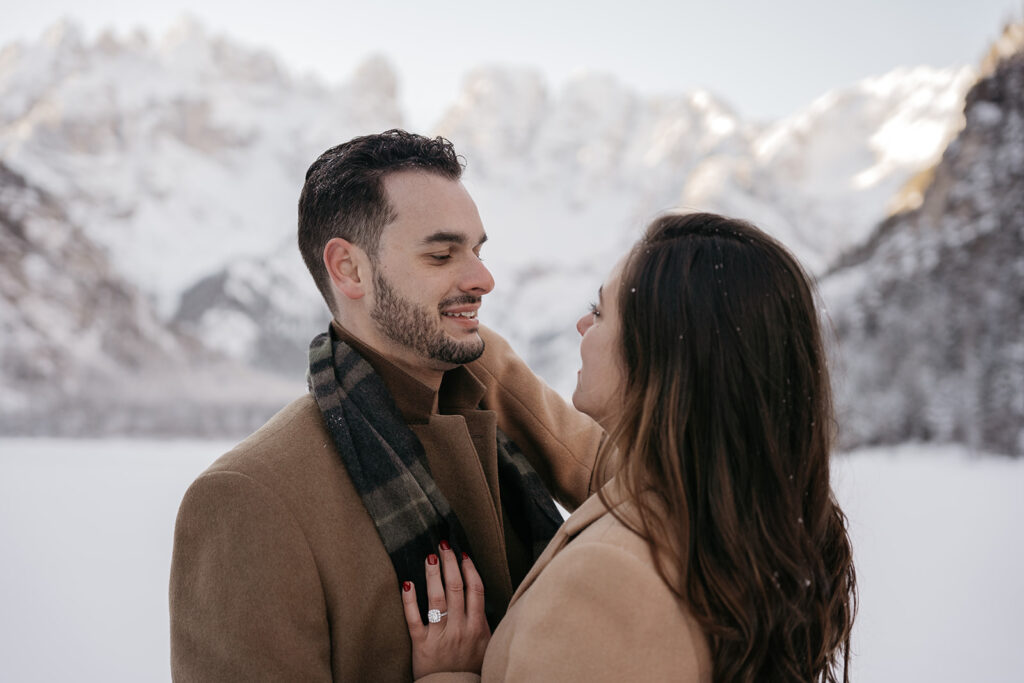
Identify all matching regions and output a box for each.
[297,129,464,312]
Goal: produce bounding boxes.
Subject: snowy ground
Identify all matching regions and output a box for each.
[1,439,1022,682]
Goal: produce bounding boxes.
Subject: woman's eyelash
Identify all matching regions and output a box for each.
[588,302,601,317]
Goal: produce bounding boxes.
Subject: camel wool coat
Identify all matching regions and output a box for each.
[169,326,603,682]
[419,484,713,683]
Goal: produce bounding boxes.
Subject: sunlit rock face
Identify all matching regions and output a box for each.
[824,32,1024,456]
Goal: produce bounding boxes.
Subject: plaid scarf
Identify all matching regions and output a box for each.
[308,327,563,623]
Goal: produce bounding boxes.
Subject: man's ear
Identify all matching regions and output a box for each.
[324,237,368,301]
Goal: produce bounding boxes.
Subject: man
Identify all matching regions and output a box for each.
[169,130,603,681]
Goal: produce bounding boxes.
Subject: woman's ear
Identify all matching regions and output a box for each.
[324,237,367,301]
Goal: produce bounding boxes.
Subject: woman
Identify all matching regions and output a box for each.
[401,212,857,682]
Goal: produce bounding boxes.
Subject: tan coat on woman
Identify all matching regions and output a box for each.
[421,484,713,682]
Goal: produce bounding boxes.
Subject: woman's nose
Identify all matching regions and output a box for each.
[576,313,592,336]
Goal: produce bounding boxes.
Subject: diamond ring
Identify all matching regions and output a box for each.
[427,609,448,624]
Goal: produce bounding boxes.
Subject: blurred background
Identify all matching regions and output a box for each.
[1,1,1022,681]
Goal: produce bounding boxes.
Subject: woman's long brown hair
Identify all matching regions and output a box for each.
[597,212,856,682]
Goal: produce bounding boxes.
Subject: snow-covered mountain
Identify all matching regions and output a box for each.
[823,24,1024,456]
[0,159,176,411]
[439,64,975,273]
[0,17,401,389]
[0,17,402,316]
[0,158,300,434]
[171,238,327,375]
[179,60,974,391]
[434,64,974,394]
[0,17,1001,440]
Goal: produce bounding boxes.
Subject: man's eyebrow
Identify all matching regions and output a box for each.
[420,231,489,247]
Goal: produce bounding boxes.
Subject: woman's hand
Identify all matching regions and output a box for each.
[401,541,491,680]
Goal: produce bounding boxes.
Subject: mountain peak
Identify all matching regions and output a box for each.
[161,13,209,47]
[981,20,1024,76]
[41,17,85,51]
[351,53,398,98]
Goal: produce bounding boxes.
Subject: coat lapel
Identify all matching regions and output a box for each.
[507,490,613,605]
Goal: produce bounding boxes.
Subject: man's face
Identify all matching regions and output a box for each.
[368,170,494,370]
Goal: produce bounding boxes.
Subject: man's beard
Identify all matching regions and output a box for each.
[370,269,485,365]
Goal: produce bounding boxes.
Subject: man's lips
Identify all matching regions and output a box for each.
[441,308,479,320]
[440,302,481,319]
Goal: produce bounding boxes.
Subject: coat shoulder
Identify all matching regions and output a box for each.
[182,394,358,532]
[203,394,336,484]
[486,506,713,682]
[550,509,673,604]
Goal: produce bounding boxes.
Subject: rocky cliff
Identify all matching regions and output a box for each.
[824,25,1024,455]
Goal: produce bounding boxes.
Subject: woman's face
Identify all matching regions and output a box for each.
[572,257,627,431]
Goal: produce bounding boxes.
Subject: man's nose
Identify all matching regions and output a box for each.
[461,256,495,295]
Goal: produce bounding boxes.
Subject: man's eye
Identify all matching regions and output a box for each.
[429,254,451,261]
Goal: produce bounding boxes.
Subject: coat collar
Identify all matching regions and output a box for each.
[510,479,629,604]
[330,321,486,424]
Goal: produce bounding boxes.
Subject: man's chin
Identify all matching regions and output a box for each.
[440,321,483,345]
[433,334,485,365]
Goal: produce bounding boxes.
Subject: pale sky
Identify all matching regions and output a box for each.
[3,0,1022,130]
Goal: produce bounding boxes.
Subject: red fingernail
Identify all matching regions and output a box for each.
[402,581,412,592]
[461,552,470,561]
[439,540,451,551]
[427,554,439,566]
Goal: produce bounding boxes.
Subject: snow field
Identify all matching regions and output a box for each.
[0,439,1021,682]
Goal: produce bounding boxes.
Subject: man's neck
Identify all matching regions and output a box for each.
[384,353,446,407]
